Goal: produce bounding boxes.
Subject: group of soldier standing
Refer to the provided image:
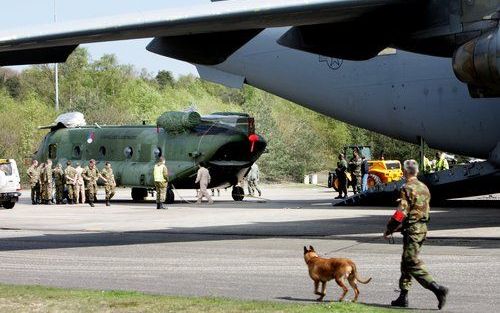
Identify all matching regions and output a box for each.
[335,148,367,199]
[26,159,116,207]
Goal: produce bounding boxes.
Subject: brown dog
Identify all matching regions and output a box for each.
[303,246,372,302]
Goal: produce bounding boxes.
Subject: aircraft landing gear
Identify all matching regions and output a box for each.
[131,187,148,202]
[232,186,244,201]
[166,186,175,204]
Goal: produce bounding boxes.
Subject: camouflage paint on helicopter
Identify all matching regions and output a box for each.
[34,111,266,203]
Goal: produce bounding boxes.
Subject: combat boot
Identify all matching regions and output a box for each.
[391,290,408,308]
[105,200,110,207]
[89,201,95,207]
[156,203,161,210]
[429,282,448,310]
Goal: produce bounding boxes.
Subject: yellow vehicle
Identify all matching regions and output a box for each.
[367,160,403,188]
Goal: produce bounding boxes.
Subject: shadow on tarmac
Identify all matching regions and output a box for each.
[1,201,499,252]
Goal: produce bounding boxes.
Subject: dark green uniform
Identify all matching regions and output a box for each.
[349,156,362,193]
[53,165,65,204]
[27,164,40,204]
[336,159,348,198]
[398,177,434,291]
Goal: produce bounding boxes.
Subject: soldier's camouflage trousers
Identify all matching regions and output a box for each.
[55,184,65,203]
[155,181,167,203]
[67,184,77,202]
[31,183,40,204]
[105,184,115,201]
[41,182,52,201]
[399,231,435,291]
[87,183,98,203]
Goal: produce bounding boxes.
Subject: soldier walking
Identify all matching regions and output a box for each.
[82,159,106,207]
[101,162,116,206]
[39,160,53,205]
[335,154,348,199]
[246,163,262,197]
[195,162,213,204]
[64,161,77,204]
[27,160,41,205]
[53,163,65,204]
[153,157,169,210]
[384,160,448,310]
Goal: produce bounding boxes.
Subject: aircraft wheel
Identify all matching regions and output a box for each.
[131,187,148,202]
[232,186,245,201]
[166,187,175,204]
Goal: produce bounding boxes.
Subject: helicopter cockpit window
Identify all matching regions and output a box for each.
[124,146,133,159]
[153,147,162,159]
[48,144,57,159]
[73,146,81,159]
[99,146,107,158]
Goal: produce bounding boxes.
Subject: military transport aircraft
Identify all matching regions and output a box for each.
[36,111,266,203]
[0,0,499,198]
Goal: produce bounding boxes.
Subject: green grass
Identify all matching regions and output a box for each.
[0,284,404,313]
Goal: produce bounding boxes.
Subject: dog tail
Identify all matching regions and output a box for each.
[353,263,372,284]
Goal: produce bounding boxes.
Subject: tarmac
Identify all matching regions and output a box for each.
[0,184,499,313]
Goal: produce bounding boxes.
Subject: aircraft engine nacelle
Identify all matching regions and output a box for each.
[453,27,500,98]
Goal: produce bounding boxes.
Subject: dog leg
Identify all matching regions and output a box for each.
[348,275,360,302]
[314,281,321,296]
[335,278,349,302]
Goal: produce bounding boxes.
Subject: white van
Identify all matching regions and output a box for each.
[0,159,21,209]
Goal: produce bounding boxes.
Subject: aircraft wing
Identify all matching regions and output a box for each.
[0,0,411,66]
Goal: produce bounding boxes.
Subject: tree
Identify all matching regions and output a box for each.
[156,70,175,89]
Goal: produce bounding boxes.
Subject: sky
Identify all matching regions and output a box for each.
[0,0,211,76]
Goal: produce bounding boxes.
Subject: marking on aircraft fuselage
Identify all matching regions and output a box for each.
[319,56,343,70]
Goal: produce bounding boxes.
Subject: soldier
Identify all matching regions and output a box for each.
[39,160,53,205]
[349,149,362,194]
[82,159,106,207]
[64,160,77,204]
[53,163,65,204]
[75,162,85,204]
[101,162,116,206]
[384,160,448,310]
[335,154,348,199]
[153,156,169,210]
[195,162,213,204]
[27,159,41,205]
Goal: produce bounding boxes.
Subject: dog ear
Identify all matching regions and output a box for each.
[309,245,315,251]
[304,246,308,254]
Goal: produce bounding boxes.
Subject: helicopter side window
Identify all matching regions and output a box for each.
[153,147,162,159]
[48,144,57,159]
[99,146,107,159]
[73,146,81,159]
[124,146,133,159]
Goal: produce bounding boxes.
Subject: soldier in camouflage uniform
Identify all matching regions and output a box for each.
[64,160,77,204]
[82,159,106,207]
[39,160,53,205]
[384,160,448,310]
[153,157,169,210]
[53,163,65,204]
[348,150,362,194]
[27,160,41,205]
[101,162,116,206]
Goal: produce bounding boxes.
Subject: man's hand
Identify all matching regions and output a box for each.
[383,230,391,240]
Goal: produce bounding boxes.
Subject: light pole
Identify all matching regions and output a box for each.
[54,0,59,111]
